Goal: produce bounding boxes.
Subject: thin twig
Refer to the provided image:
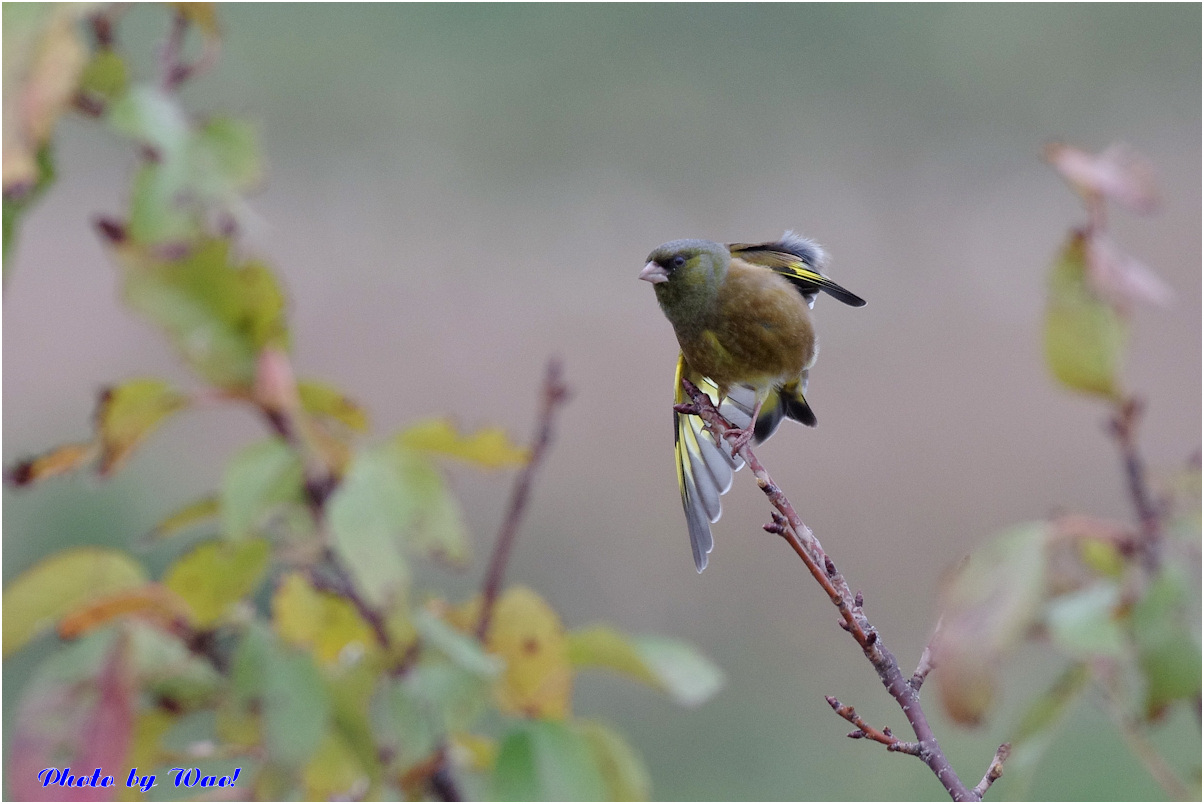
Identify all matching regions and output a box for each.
[159,8,220,93]
[971,744,1012,799]
[911,619,941,692]
[1109,398,1162,570]
[825,695,921,755]
[681,378,1007,801]
[476,359,571,639]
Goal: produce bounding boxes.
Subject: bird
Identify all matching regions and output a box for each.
[639,231,865,572]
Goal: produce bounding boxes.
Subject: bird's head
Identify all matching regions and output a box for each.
[640,239,729,318]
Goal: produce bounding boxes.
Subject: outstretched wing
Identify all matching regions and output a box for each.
[673,356,752,572]
[729,231,866,308]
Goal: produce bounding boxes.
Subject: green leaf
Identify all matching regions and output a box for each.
[3,141,56,270]
[96,377,188,475]
[567,625,724,708]
[934,522,1050,726]
[192,116,262,193]
[233,623,332,767]
[77,46,127,101]
[1130,565,1202,718]
[1044,232,1127,399]
[1045,582,1126,659]
[303,732,368,800]
[3,547,147,657]
[221,438,305,540]
[371,675,439,770]
[299,379,369,432]
[399,417,529,469]
[162,538,271,628]
[119,238,289,389]
[579,720,652,801]
[108,84,191,155]
[327,447,413,608]
[126,621,222,709]
[328,443,470,607]
[127,159,198,243]
[1007,662,1091,798]
[146,494,220,541]
[494,720,607,802]
[414,610,502,678]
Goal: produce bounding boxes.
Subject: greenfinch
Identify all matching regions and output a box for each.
[639,232,865,571]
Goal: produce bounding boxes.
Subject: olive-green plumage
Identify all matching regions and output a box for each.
[640,232,865,571]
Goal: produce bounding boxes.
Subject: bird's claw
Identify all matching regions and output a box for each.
[723,424,755,456]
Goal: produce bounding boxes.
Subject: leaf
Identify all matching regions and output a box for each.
[2,4,87,191]
[9,630,136,801]
[233,624,332,767]
[221,438,305,540]
[1006,662,1091,796]
[567,625,724,707]
[117,238,289,389]
[1044,142,1158,214]
[328,443,471,608]
[1129,565,1202,718]
[327,447,413,608]
[414,609,502,678]
[3,140,55,270]
[125,621,222,709]
[399,417,530,469]
[1044,583,1126,659]
[58,583,193,639]
[298,379,369,432]
[303,732,368,801]
[162,538,271,628]
[108,84,191,155]
[934,522,1050,726]
[191,116,262,194]
[146,494,220,542]
[4,547,147,657]
[579,720,652,801]
[1044,231,1127,400]
[7,440,95,487]
[77,47,128,103]
[96,378,189,475]
[371,676,440,771]
[493,720,607,802]
[484,586,572,719]
[272,572,377,664]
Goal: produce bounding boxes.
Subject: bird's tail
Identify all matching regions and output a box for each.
[752,375,816,442]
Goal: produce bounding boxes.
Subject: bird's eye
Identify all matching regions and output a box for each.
[670,255,687,269]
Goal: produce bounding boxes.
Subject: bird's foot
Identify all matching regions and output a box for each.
[723,423,755,456]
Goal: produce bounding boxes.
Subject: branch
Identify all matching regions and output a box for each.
[680,378,1007,802]
[971,744,1012,800]
[1109,397,1162,570]
[476,358,571,639]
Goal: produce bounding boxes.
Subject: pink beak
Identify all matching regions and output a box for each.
[639,261,669,284]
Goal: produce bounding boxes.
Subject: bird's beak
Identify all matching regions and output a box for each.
[639,261,669,284]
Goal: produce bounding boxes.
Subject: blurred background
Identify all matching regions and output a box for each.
[4,5,1199,800]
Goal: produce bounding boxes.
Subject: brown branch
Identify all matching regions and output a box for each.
[681,378,1006,801]
[910,620,941,692]
[159,8,220,93]
[825,695,921,755]
[1109,398,1162,570]
[476,358,571,639]
[971,744,1012,800]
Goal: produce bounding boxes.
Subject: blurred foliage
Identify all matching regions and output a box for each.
[2,6,723,800]
[934,143,1200,799]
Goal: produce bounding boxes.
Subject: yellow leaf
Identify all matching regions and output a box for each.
[485,586,572,719]
[58,583,193,639]
[146,495,219,542]
[451,732,497,771]
[4,548,147,657]
[7,441,95,486]
[272,572,377,664]
[398,417,529,469]
[96,378,189,475]
[216,695,261,749]
[302,732,367,801]
[298,380,369,432]
[118,710,177,802]
[579,719,652,801]
[163,538,271,628]
[567,626,660,688]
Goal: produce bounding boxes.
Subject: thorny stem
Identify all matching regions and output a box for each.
[476,359,571,640]
[680,378,1008,802]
